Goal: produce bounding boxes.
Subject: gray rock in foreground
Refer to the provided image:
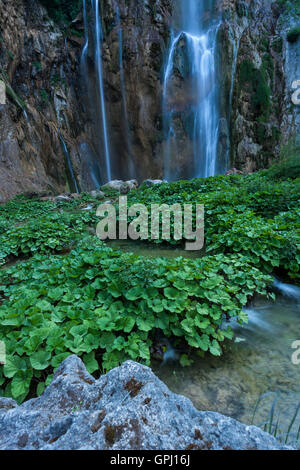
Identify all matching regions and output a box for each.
[0,356,291,450]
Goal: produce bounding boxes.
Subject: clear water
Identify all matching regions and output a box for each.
[153,289,300,446]
[106,239,204,260]
[163,0,220,180]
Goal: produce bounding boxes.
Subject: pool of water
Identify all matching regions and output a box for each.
[153,284,300,446]
[106,239,204,259]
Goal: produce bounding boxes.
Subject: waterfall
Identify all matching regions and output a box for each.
[94,0,111,182]
[80,0,112,185]
[81,0,89,68]
[273,280,300,301]
[116,7,134,178]
[58,130,80,194]
[163,0,220,180]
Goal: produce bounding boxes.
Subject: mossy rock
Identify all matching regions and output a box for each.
[238,59,271,121]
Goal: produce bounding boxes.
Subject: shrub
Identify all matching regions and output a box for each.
[266,145,300,180]
[287,26,300,43]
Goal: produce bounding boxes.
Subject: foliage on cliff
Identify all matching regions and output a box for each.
[40,0,81,25]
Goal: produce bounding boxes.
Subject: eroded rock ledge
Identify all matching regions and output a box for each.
[0,355,291,450]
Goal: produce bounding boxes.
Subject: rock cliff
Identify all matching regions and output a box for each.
[222,0,299,172]
[0,0,88,200]
[0,0,299,200]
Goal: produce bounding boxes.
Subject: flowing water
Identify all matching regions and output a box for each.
[116,7,134,179]
[153,283,300,446]
[58,130,79,193]
[163,0,220,180]
[81,0,112,184]
[94,0,111,182]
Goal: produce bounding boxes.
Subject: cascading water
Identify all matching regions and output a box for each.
[163,0,221,180]
[81,0,89,69]
[80,0,105,188]
[94,0,112,182]
[81,0,112,184]
[116,7,134,178]
[58,130,80,194]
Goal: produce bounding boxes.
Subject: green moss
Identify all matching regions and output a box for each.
[239,59,271,121]
[271,37,283,54]
[33,61,42,71]
[40,89,50,105]
[0,72,27,110]
[278,0,300,17]
[259,37,269,53]
[287,27,300,43]
[271,126,280,145]
[257,122,266,145]
[262,53,274,79]
[40,0,81,26]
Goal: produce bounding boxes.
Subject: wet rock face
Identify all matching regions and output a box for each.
[0,0,85,200]
[221,0,299,172]
[0,355,292,450]
[0,0,298,200]
[83,0,173,182]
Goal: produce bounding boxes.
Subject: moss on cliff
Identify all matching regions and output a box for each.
[40,0,81,26]
[239,59,271,121]
[287,27,300,43]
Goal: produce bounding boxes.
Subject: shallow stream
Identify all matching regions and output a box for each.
[153,283,300,445]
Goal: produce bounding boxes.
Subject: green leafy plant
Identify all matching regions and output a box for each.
[0,239,273,402]
[0,165,299,403]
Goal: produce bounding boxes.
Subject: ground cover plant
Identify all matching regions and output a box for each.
[0,153,299,402]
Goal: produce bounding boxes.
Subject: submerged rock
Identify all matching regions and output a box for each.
[0,356,291,450]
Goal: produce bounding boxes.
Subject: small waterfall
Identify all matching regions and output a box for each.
[58,130,80,194]
[222,308,273,333]
[116,7,134,178]
[228,36,240,123]
[81,0,89,70]
[273,280,300,301]
[94,0,112,182]
[163,0,221,180]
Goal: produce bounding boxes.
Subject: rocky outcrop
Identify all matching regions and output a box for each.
[0,355,291,450]
[221,0,299,172]
[0,0,88,200]
[278,8,300,148]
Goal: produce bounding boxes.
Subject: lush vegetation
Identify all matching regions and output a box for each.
[40,0,82,26]
[278,0,300,17]
[238,59,271,121]
[0,152,299,402]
